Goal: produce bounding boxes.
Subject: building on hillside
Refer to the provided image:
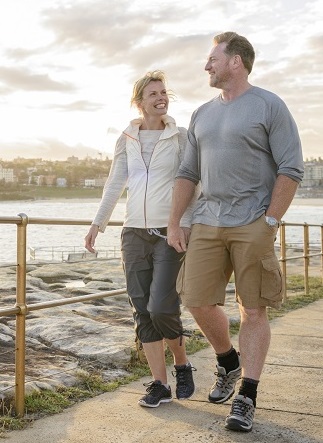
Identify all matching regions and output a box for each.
[56,177,67,187]
[29,175,45,185]
[84,179,96,188]
[0,164,15,182]
[301,162,323,187]
[66,156,80,164]
[83,177,108,188]
[27,167,37,175]
[44,175,56,186]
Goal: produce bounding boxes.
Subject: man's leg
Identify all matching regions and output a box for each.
[238,305,270,381]
[189,304,241,403]
[225,306,271,432]
[189,304,231,353]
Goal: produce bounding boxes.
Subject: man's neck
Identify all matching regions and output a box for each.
[220,82,252,102]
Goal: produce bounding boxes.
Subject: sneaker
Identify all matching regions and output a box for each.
[172,362,196,400]
[225,394,255,432]
[138,380,172,408]
[208,359,241,403]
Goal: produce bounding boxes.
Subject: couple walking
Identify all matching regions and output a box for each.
[85,32,304,433]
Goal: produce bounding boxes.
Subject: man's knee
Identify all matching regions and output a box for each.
[239,305,268,323]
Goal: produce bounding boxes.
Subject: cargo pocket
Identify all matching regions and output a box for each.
[260,256,283,303]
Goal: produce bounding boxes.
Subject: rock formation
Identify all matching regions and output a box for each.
[0,258,214,401]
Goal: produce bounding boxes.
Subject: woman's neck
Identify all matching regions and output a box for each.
[140,115,165,130]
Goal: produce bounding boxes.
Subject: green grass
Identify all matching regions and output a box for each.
[0,276,322,436]
[0,185,129,200]
[0,185,104,200]
[267,275,323,320]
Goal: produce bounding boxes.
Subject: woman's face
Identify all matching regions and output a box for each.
[138,80,169,117]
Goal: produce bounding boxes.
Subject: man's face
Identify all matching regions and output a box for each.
[205,42,232,88]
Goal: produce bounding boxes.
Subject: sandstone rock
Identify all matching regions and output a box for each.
[0,258,238,403]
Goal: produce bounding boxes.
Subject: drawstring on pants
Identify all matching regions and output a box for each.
[147,228,167,240]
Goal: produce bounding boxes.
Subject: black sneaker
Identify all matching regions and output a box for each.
[208,358,241,403]
[225,394,255,432]
[138,380,172,408]
[172,362,196,400]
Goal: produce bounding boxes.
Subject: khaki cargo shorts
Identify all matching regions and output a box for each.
[177,215,283,309]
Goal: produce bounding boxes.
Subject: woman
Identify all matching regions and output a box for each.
[85,70,196,408]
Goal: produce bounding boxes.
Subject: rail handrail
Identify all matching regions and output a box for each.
[279,221,323,299]
[0,213,322,418]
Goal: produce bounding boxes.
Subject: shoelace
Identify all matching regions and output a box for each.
[143,381,164,394]
[231,398,251,415]
[172,366,196,384]
[214,372,229,388]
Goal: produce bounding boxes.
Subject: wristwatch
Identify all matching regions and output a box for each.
[265,216,279,227]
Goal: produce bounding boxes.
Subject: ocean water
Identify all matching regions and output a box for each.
[0,199,125,264]
[0,199,322,264]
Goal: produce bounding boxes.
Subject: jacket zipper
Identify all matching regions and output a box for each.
[141,139,159,229]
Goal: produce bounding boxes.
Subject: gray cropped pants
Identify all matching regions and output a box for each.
[121,227,184,343]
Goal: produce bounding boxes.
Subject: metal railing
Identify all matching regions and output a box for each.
[0,213,322,417]
[279,221,323,299]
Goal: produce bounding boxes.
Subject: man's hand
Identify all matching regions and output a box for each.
[167,225,190,253]
[84,224,99,253]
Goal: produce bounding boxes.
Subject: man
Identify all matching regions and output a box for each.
[167,32,304,432]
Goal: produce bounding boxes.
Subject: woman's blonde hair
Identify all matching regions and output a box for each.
[130,70,174,109]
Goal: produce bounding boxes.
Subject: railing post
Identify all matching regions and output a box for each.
[15,213,28,417]
[303,223,309,296]
[279,222,287,302]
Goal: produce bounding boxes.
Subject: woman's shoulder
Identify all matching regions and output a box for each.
[177,126,187,135]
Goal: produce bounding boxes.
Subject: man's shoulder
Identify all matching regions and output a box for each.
[193,97,220,115]
[249,86,284,104]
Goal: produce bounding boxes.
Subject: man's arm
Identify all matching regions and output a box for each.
[266,174,299,221]
[168,178,196,252]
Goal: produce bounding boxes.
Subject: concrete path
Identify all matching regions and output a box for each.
[6,300,323,443]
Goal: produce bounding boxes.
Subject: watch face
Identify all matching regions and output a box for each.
[266,216,278,226]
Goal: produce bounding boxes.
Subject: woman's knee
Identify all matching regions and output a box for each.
[150,312,182,340]
[134,313,163,343]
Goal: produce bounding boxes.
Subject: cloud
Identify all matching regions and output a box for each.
[0,138,100,161]
[0,67,75,92]
[0,0,322,160]
[41,1,220,69]
[46,100,105,112]
[5,46,47,62]
[42,1,173,62]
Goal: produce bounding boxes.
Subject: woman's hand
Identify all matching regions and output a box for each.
[84,224,99,253]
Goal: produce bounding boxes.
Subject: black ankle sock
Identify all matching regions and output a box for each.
[238,377,258,406]
[216,347,240,373]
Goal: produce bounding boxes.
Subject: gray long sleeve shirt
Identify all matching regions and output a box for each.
[177,86,304,227]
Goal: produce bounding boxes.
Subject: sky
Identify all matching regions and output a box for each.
[0,0,322,161]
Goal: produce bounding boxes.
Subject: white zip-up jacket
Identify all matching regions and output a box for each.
[92,115,194,232]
